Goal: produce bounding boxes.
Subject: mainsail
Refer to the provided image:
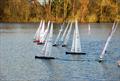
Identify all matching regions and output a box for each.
[44,21,51,41]
[33,20,43,42]
[38,21,45,44]
[74,20,81,52]
[88,23,91,35]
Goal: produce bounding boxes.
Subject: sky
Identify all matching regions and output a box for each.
[37,0,48,4]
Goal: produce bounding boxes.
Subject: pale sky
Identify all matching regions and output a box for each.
[37,0,48,4]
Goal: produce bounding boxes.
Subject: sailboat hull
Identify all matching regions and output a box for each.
[53,44,58,46]
[35,56,55,59]
[66,52,86,55]
[62,45,67,47]
[37,42,45,45]
[98,58,104,63]
[33,40,39,43]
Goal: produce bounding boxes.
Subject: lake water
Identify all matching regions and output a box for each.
[0,23,120,81]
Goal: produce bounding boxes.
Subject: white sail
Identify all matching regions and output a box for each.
[44,23,53,56]
[70,20,81,52]
[34,20,42,40]
[44,21,51,41]
[41,38,47,54]
[71,29,75,52]
[60,22,70,42]
[63,22,73,45]
[100,22,118,59]
[39,21,45,43]
[74,20,81,52]
[88,23,91,35]
[54,23,64,45]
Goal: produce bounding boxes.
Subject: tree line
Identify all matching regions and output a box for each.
[0,0,120,23]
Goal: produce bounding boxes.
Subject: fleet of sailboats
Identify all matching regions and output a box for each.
[33,20,119,62]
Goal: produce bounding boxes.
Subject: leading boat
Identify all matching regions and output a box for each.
[66,20,86,55]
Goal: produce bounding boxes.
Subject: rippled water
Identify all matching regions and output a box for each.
[0,23,120,81]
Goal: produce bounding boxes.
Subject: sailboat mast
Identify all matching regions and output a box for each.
[34,20,42,40]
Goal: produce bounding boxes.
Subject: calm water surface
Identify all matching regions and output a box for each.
[0,23,120,81]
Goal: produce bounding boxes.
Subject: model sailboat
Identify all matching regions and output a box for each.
[53,23,64,46]
[33,20,43,42]
[60,22,70,44]
[62,22,73,47]
[88,23,91,35]
[37,21,45,44]
[99,22,118,62]
[37,21,50,45]
[66,20,86,55]
[35,22,55,59]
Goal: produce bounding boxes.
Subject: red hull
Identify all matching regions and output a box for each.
[33,40,39,43]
